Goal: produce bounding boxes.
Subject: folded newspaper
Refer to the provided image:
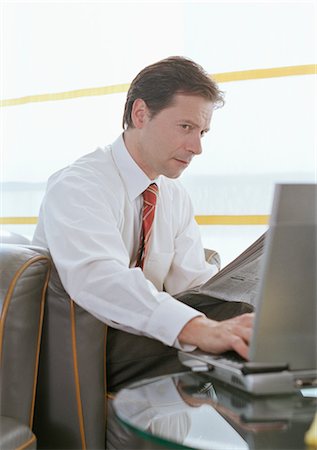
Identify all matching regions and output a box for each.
[178,232,267,307]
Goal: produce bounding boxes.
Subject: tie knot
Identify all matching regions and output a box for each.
[142,183,158,206]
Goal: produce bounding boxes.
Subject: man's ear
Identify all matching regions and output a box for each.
[131,98,149,129]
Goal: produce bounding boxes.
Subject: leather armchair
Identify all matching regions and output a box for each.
[1,242,220,449]
[1,243,108,450]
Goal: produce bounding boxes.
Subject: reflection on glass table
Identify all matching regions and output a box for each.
[113,371,317,450]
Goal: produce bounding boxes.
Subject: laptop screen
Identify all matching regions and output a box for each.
[249,184,317,370]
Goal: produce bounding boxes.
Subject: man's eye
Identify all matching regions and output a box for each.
[181,124,191,130]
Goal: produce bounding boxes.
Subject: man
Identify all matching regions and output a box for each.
[33,56,253,392]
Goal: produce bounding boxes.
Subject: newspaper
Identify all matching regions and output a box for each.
[178,233,266,307]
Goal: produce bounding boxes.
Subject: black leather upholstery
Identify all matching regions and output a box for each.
[0,244,50,450]
[1,243,107,449]
[33,249,107,449]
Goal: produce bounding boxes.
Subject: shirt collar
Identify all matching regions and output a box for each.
[111,134,160,201]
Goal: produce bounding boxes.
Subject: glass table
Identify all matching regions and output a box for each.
[113,371,317,450]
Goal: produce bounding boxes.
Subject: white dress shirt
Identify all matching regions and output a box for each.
[33,134,217,348]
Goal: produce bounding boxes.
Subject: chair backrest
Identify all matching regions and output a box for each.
[32,246,108,450]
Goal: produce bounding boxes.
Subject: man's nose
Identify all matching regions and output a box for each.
[186,134,202,155]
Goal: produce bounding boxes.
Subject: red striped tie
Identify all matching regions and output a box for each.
[136,183,158,270]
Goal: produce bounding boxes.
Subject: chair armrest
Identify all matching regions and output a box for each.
[0,416,36,450]
[0,244,50,428]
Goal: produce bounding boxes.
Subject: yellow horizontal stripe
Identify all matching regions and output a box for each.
[0,83,131,107]
[1,65,315,107]
[213,64,316,83]
[195,215,269,225]
[0,215,269,226]
[0,217,38,225]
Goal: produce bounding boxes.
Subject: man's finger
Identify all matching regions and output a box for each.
[231,335,250,360]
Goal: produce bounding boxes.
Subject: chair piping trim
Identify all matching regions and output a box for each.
[104,325,108,443]
[0,255,50,427]
[15,433,37,450]
[29,261,51,428]
[70,300,87,450]
[104,325,108,398]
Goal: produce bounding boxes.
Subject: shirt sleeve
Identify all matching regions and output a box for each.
[39,173,203,348]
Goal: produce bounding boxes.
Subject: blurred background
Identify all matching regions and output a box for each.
[1,0,316,266]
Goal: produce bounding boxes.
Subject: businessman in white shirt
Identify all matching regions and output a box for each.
[33,56,254,391]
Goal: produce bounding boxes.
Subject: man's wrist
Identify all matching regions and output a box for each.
[178,316,217,347]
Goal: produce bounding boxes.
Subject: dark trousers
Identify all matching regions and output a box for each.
[106,294,253,393]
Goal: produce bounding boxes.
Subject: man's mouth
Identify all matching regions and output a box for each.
[175,158,191,166]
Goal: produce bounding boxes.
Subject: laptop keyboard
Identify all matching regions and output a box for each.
[213,351,245,369]
[212,351,288,374]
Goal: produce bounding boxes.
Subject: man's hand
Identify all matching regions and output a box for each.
[178,313,254,360]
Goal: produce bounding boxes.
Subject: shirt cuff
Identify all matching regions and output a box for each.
[144,295,204,349]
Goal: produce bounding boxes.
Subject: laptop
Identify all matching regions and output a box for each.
[179,184,317,395]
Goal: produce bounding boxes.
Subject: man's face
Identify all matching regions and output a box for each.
[134,93,214,179]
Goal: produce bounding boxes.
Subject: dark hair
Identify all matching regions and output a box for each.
[122,56,224,129]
